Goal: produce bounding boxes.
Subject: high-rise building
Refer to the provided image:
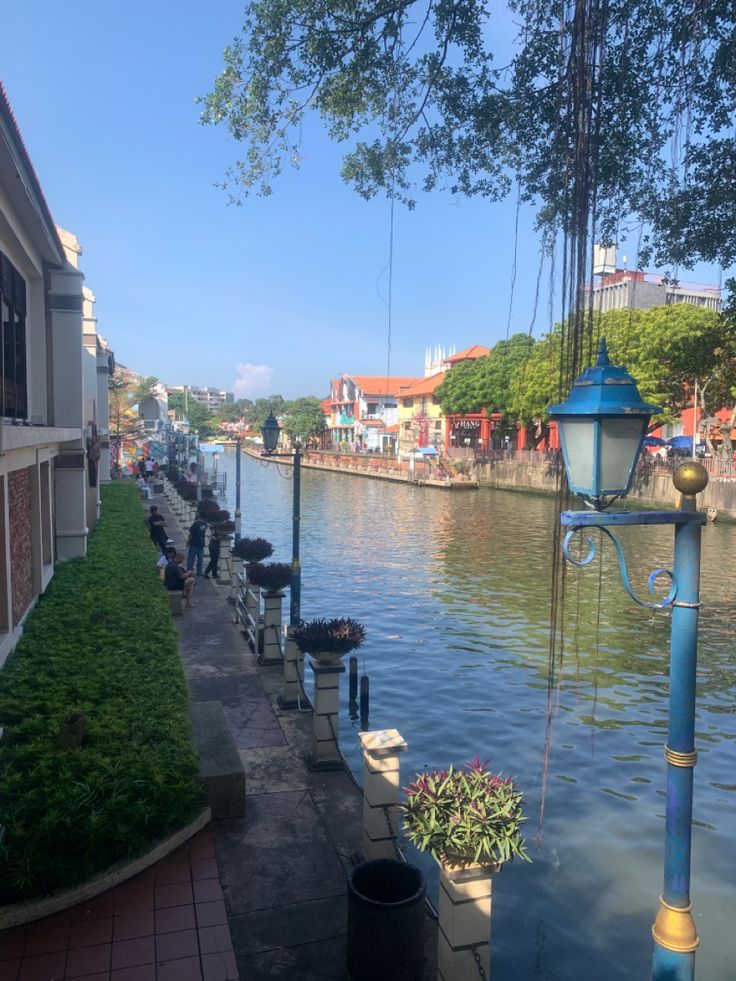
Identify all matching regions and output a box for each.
[169,386,234,412]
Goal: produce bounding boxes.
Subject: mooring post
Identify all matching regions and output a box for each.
[359,729,408,861]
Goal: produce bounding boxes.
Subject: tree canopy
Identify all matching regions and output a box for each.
[432,305,736,441]
[201,1,736,272]
[437,333,535,417]
[281,396,326,442]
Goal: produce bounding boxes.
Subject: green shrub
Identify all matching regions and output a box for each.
[0,483,202,902]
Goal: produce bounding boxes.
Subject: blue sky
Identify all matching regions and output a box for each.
[3,2,724,400]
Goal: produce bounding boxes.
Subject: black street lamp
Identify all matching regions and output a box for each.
[260,413,302,627]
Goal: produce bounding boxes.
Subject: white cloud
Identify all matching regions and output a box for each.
[233,363,274,399]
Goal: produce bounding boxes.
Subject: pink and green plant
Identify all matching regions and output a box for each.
[401,757,529,868]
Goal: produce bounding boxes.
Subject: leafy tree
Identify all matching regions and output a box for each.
[282,396,325,443]
[132,376,160,405]
[435,361,483,416]
[108,378,139,466]
[166,390,214,436]
[201,1,736,271]
[512,305,736,440]
[436,334,536,421]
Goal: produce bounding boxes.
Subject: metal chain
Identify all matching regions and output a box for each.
[471,945,489,981]
[381,804,405,862]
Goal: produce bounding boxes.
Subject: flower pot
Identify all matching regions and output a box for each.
[346,859,426,981]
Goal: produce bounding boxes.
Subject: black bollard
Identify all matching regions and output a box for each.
[359,674,370,730]
[349,656,358,702]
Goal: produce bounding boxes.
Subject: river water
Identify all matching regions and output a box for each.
[217,450,735,980]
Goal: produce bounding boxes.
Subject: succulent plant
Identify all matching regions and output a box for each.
[401,757,529,868]
[292,617,366,658]
[232,537,274,562]
[246,561,292,592]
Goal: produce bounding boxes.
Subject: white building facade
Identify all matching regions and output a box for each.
[0,84,111,665]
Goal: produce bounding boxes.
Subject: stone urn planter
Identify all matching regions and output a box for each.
[292,618,366,771]
[247,563,291,665]
[401,758,529,981]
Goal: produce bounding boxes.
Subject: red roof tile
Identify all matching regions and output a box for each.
[350,376,422,396]
[445,344,491,363]
[399,372,446,396]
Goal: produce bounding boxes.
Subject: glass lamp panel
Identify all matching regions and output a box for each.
[559,418,595,493]
[599,416,646,492]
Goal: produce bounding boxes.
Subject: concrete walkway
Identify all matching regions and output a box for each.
[160,494,369,980]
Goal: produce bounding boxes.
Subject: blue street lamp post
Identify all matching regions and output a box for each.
[550,339,707,981]
[261,413,302,627]
[234,437,242,544]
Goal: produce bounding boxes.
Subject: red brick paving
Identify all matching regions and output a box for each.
[0,828,239,980]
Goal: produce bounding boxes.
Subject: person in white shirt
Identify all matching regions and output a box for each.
[136,475,152,499]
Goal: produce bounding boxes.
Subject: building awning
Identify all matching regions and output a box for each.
[417,447,439,456]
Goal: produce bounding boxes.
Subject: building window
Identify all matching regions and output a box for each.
[403,398,413,408]
[435,421,442,429]
[367,402,378,415]
[403,421,411,431]
[1,252,27,420]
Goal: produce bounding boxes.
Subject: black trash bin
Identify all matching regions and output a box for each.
[347,858,426,981]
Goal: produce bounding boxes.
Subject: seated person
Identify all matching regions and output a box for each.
[136,475,152,499]
[157,544,177,580]
[164,552,194,608]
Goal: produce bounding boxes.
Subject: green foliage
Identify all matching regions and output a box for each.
[281,396,325,442]
[0,484,202,901]
[201,1,736,270]
[132,376,160,405]
[292,618,366,657]
[437,334,535,418]
[167,391,216,438]
[513,304,736,425]
[232,537,274,562]
[246,562,292,592]
[402,758,529,868]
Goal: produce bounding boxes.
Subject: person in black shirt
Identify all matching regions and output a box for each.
[146,506,168,554]
[204,531,221,580]
[164,553,194,607]
[186,517,208,576]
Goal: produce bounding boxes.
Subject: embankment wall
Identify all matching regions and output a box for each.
[474,459,736,518]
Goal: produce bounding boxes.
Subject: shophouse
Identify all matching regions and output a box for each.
[0,84,109,666]
[326,374,419,450]
[397,373,447,457]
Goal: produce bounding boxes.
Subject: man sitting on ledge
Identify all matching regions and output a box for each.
[164,552,195,609]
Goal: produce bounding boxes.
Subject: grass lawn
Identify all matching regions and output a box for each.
[0,482,202,902]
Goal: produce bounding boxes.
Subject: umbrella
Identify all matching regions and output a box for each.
[643,436,666,447]
[666,435,693,450]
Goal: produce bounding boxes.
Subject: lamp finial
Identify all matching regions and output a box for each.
[596,337,610,366]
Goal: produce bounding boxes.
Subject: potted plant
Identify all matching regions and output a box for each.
[246,562,292,594]
[401,756,529,872]
[292,617,366,663]
[232,537,273,563]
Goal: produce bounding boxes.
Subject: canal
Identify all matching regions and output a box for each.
[219,450,735,980]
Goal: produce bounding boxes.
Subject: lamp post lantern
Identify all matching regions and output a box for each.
[548,337,661,511]
[260,414,302,627]
[550,339,708,981]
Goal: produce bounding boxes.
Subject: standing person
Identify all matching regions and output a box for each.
[147,506,168,554]
[186,515,208,576]
[204,531,221,580]
[138,458,147,479]
[145,457,154,480]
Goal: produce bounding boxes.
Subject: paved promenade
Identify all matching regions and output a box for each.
[161,493,368,980]
[0,486,437,980]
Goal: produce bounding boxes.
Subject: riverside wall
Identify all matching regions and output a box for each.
[474,458,736,518]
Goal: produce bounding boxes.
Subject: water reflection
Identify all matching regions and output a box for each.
[222,453,735,980]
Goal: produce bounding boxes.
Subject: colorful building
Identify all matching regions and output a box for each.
[326,374,420,450]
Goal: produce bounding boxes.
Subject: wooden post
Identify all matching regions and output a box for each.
[359,729,408,861]
[258,589,284,665]
[306,658,345,771]
[438,863,493,981]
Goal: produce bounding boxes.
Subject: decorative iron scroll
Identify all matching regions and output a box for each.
[562,525,678,610]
